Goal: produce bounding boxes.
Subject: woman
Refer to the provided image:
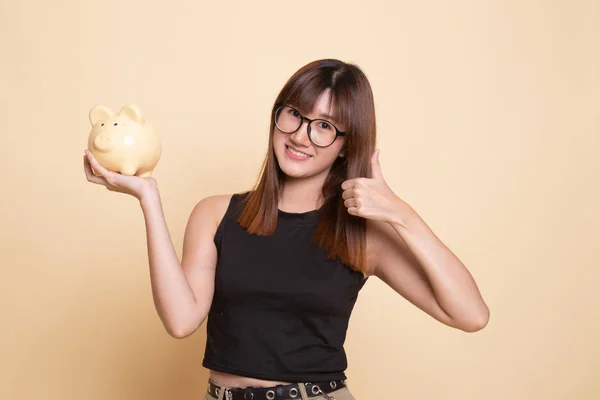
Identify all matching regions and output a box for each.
[83,59,489,400]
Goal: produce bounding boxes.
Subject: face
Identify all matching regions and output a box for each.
[273,90,346,181]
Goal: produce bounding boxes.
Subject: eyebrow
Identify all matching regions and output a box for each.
[316,112,336,121]
[291,104,339,124]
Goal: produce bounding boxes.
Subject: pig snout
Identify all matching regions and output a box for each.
[93,134,116,152]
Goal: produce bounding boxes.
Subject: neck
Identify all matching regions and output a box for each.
[279,173,326,213]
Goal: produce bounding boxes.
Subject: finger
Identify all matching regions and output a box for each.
[85,151,120,185]
[341,188,356,200]
[344,198,359,209]
[85,150,109,176]
[370,148,384,180]
[347,207,359,216]
[84,155,108,186]
[341,179,353,191]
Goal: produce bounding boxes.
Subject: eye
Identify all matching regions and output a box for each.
[101,123,104,126]
[114,123,118,126]
[319,121,331,130]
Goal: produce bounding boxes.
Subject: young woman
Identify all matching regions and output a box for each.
[83,59,489,400]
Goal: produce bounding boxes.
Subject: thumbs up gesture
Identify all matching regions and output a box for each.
[341,149,410,224]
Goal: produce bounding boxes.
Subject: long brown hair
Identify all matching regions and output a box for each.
[237,59,377,274]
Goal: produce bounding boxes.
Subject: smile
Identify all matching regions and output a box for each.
[286,145,312,159]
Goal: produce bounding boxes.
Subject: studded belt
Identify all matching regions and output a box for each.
[207,379,346,400]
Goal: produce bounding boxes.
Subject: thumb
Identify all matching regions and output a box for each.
[370,149,384,180]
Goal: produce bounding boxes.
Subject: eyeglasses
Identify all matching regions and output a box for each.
[274,105,346,148]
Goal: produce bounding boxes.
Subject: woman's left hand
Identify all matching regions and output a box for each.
[341,149,412,224]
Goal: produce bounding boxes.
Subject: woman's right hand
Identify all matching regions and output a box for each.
[83,149,158,202]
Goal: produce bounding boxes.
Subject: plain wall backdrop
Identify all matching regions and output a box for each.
[1,0,598,399]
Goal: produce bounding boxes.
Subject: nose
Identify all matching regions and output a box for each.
[289,119,311,147]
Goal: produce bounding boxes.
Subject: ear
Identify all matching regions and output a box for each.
[89,105,115,125]
[117,104,145,123]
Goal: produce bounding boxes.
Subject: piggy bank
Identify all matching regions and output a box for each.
[87,104,161,177]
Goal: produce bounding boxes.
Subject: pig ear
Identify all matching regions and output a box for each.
[118,104,145,124]
[89,105,115,125]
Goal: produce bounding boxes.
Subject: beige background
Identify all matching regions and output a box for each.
[1,0,598,399]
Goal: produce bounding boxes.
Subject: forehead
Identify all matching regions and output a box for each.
[295,90,343,127]
[311,91,334,114]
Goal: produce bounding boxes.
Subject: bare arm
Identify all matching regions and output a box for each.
[140,192,222,338]
[341,150,489,333]
[368,210,490,332]
[84,150,225,339]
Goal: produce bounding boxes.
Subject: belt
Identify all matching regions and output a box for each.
[207,379,346,400]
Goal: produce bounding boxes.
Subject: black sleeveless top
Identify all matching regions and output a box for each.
[202,191,369,382]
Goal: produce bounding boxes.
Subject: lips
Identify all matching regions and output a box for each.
[286,145,312,157]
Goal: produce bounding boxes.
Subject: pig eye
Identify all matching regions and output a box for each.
[114,123,118,126]
[101,123,104,126]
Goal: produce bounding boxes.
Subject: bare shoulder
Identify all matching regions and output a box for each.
[187,193,233,234]
[178,194,235,334]
[203,193,234,223]
[181,193,234,271]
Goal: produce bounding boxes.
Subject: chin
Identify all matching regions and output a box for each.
[277,159,312,179]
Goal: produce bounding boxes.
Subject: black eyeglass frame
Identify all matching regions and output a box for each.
[273,104,347,148]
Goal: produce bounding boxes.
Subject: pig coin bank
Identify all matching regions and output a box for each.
[87,104,161,177]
